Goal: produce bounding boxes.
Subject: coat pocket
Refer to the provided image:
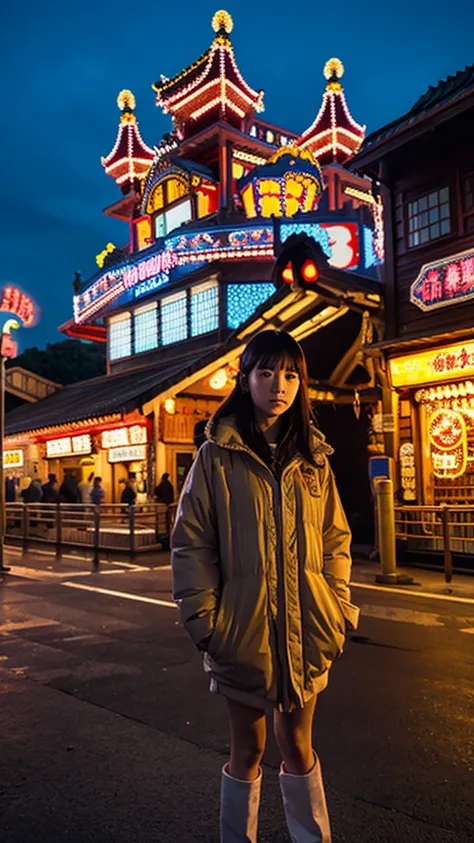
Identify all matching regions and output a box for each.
[303,570,346,671]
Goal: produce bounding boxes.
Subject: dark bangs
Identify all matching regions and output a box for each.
[212,330,317,471]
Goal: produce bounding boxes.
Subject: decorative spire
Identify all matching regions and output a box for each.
[101,90,155,194]
[298,59,366,166]
[152,11,264,137]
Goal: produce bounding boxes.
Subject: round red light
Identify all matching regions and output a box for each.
[282,262,294,284]
[301,260,318,282]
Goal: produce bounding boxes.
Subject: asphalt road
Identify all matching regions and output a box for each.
[0,552,473,843]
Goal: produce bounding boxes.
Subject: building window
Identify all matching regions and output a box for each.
[154,198,192,239]
[161,290,188,345]
[226,283,276,330]
[134,303,158,354]
[109,312,132,360]
[165,198,192,235]
[190,281,219,337]
[462,173,474,233]
[407,187,450,248]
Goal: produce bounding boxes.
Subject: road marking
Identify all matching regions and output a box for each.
[0,618,60,633]
[350,582,474,606]
[459,627,474,634]
[62,581,176,608]
[360,604,444,627]
[5,566,95,580]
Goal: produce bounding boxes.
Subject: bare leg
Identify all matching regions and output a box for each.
[226,698,267,781]
[273,694,318,775]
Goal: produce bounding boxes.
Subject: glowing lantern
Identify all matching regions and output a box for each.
[210,369,228,390]
[164,397,176,415]
[238,147,323,220]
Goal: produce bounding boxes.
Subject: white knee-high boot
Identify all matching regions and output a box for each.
[279,753,331,843]
[220,764,262,843]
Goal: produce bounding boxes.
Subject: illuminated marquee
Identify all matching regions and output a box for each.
[74,230,274,324]
[3,449,24,469]
[390,341,474,388]
[428,409,467,479]
[410,248,474,311]
[74,252,179,325]
[0,287,36,326]
[46,435,92,458]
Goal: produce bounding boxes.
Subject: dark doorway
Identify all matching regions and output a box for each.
[316,404,373,544]
[176,452,194,496]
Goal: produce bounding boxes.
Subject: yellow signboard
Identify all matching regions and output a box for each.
[390,341,474,388]
[3,449,24,469]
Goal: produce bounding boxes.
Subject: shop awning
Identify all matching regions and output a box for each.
[6,266,382,438]
[4,349,219,437]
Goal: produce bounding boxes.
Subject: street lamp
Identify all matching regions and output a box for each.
[0,287,38,573]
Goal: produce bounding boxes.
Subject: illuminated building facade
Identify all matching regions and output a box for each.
[352,63,474,528]
[5,12,383,527]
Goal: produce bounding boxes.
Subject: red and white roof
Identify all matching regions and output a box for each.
[101,91,154,192]
[298,59,365,166]
[153,11,264,132]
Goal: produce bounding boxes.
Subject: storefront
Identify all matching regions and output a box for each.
[390,338,474,505]
[39,420,151,503]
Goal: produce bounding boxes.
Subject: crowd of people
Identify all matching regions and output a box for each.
[4,471,174,507]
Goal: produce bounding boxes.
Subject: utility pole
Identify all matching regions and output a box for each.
[0,352,10,572]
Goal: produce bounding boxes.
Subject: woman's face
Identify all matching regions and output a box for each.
[246,359,300,420]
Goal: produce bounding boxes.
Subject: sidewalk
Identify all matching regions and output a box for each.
[2,542,474,602]
[351,555,474,601]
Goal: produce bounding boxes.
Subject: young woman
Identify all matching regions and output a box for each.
[171,329,359,843]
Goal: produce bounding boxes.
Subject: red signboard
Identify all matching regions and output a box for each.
[410,249,474,311]
[0,333,18,359]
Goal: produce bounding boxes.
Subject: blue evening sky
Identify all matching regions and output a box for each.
[2,0,473,350]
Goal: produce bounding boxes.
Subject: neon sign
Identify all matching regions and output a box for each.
[428,409,467,479]
[390,341,474,388]
[74,251,179,324]
[0,287,36,327]
[280,222,359,270]
[410,248,474,311]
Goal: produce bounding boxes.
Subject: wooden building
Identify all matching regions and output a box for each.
[352,63,474,508]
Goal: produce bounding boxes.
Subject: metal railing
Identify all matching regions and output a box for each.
[4,502,177,565]
[394,504,474,582]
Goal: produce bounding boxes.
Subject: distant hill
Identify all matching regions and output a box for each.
[6,339,106,386]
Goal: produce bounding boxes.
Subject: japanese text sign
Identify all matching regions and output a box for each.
[390,340,474,388]
[410,249,474,311]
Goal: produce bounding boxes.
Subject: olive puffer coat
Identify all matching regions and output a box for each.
[171,416,359,713]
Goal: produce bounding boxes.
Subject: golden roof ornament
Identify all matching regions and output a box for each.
[211,9,233,34]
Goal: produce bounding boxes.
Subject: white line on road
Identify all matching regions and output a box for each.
[350,582,474,606]
[7,566,96,580]
[359,604,444,627]
[459,627,474,634]
[62,581,176,608]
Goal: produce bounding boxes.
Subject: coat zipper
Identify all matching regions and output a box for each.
[209,437,303,710]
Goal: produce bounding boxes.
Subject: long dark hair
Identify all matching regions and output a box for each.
[211,330,317,469]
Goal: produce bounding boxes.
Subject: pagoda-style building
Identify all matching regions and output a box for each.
[6,11,384,540]
[298,58,366,165]
[101,90,155,223]
[153,10,264,138]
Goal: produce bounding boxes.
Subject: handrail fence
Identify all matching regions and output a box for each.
[394,504,474,583]
[5,502,177,566]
